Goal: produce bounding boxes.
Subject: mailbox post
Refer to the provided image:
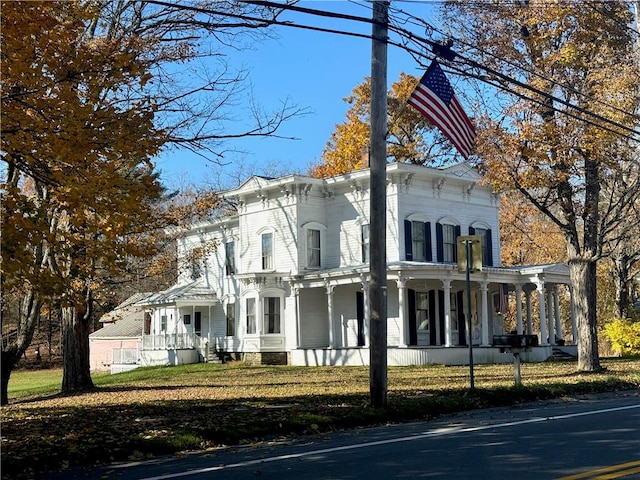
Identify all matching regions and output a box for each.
[492,334,539,387]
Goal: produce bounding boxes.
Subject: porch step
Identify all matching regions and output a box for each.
[206,347,224,364]
[551,347,577,361]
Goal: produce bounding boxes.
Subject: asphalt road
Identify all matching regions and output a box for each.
[41,390,640,480]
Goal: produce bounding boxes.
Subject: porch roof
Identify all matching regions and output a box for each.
[139,280,218,307]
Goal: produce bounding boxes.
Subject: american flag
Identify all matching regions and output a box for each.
[408,60,476,159]
[499,284,510,315]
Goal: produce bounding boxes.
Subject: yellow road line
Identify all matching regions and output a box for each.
[595,465,640,480]
[556,460,640,480]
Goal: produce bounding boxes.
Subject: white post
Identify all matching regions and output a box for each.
[525,289,533,335]
[537,281,548,346]
[547,288,555,345]
[554,286,562,343]
[326,282,335,349]
[515,284,524,335]
[396,276,407,347]
[443,279,453,346]
[480,282,490,346]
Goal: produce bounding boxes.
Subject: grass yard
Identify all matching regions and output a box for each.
[2,358,640,479]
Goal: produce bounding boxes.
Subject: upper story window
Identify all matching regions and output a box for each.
[361,224,370,263]
[190,258,202,280]
[225,241,236,275]
[302,222,326,269]
[307,229,321,268]
[261,232,273,270]
[404,217,432,262]
[436,220,461,263]
[469,224,493,267]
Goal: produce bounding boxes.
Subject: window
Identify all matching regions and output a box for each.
[226,303,236,337]
[450,293,458,331]
[264,297,281,334]
[307,229,321,268]
[225,241,235,275]
[469,226,493,267]
[405,219,432,262]
[190,258,202,280]
[262,232,273,270]
[416,292,429,332]
[160,315,167,333]
[246,298,256,334]
[361,224,370,263]
[436,222,460,263]
[443,224,456,262]
[183,314,191,325]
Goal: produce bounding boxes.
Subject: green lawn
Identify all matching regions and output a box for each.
[2,358,639,480]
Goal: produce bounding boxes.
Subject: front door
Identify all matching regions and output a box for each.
[194,311,202,336]
[356,292,365,346]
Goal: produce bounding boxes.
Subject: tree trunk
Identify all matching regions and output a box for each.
[612,252,630,319]
[61,294,94,393]
[0,291,43,405]
[1,348,19,406]
[569,258,601,372]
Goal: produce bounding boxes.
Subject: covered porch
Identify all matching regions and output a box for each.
[137,280,219,365]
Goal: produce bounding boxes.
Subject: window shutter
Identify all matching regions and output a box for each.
[404,220,413,261]
[436,223,444,263]
[428,290,436,345]
[408,289,417,345]
[486,229,493,266]
[425,222,432,261]
[469,226,475,235]
[453,225,461,262]
[457,290,466,346]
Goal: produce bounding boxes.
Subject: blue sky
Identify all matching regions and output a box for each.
[155,1,442,187]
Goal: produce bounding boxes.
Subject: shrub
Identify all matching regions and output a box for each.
[603,318,640,356]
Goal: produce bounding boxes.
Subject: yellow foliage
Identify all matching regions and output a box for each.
[603,319,640,356]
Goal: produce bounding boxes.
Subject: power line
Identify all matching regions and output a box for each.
[227,2,640,141]
[389,4,640,132]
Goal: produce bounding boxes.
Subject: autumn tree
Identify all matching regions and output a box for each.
[309,73,454,177]
[441,1,640,371]
[1,0,290,403]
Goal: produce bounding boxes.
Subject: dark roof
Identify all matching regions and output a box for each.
[139,281,217,306]
[92,293,151,339]
[90,316,142,339]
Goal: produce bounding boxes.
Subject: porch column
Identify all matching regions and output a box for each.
[360,274,370,347]
[536,280,549,346]
[554,286,562,343]
[525,288,533,335]
[325,282,335,349]
[569,285,577,344]
[294,287,301,348]
[396,276,408,347]
[515,284,524,335]
[547,287,555,345]
[480,282,490,346]
[442,279,453,346]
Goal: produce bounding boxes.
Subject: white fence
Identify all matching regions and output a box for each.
[141,333,208,356]
[112,348,139,365]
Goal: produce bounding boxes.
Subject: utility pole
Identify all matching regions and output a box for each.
[369,0,389,408]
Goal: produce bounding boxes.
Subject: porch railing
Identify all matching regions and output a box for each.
[141,333,206,352]
[112,348,138,365]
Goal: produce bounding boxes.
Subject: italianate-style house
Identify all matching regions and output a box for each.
[93,163,577,371]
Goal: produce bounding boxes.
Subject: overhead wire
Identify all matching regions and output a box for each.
[389,2,640,130]
[217,1,640,142]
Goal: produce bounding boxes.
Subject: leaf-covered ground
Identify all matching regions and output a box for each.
[2,359,639,479]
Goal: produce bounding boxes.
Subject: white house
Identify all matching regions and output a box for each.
[135,162,576,367]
